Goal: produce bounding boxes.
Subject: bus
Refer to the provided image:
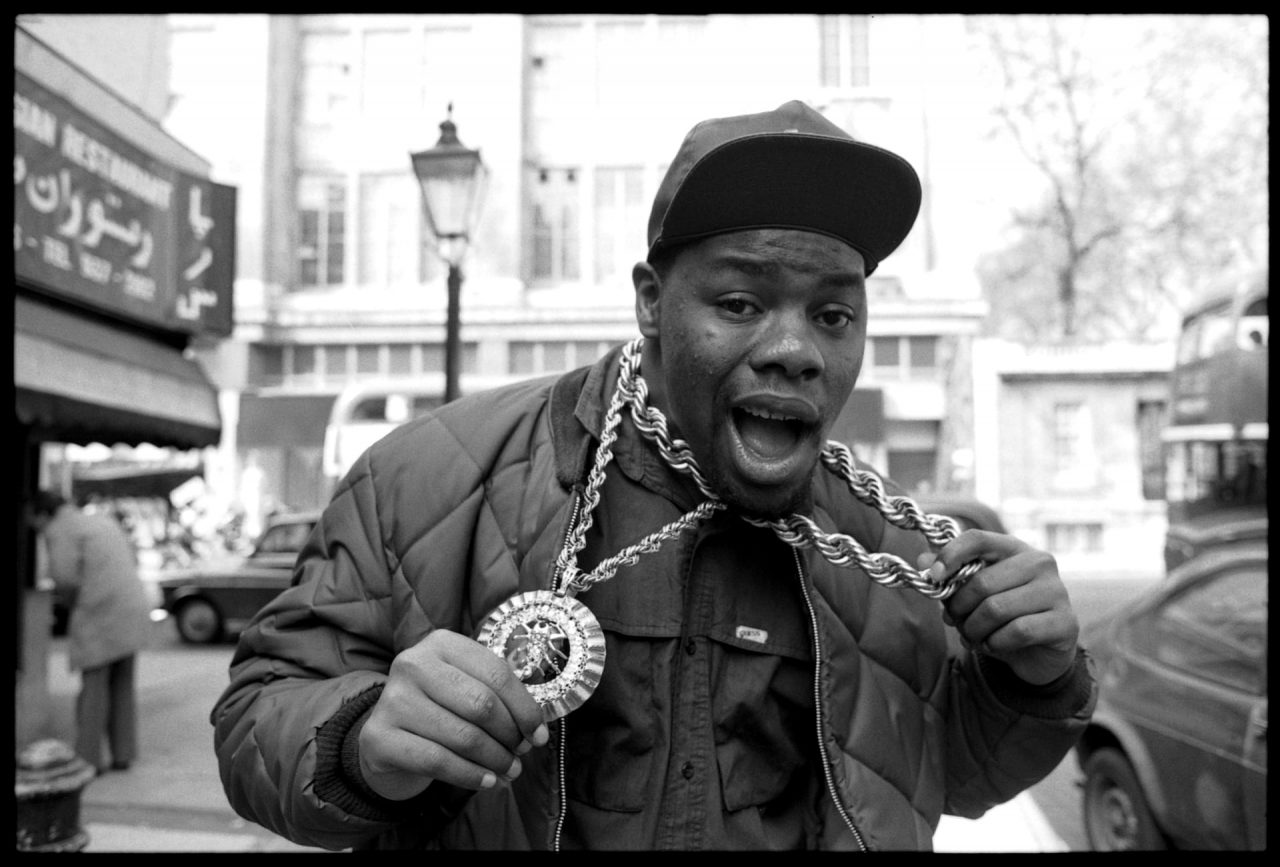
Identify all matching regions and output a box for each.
[321,375,525,491]
[1161,268,1268,571]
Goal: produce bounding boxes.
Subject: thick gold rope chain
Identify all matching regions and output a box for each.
[554,338,981,601]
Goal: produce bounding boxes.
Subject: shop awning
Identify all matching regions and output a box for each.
[14,296,222,450]
[70,462,205,501]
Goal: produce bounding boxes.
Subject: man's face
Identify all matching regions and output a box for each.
[634,228,867,517]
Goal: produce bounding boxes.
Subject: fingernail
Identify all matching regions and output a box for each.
[480,772,497,789]
[531,723,549,747]
[515,739,532,756]
[502,757,522,782]
[929,561,945,581]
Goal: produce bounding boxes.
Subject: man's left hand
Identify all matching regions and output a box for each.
[919,531,1079,685]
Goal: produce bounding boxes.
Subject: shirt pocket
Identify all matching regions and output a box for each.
[564,632,673,813]
[708,625,815,813]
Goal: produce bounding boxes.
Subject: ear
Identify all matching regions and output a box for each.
[633,261,662,339]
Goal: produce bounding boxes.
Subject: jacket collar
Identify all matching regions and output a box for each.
[549,344,704,511]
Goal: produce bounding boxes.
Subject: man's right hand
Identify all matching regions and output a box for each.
[357,629,550,801]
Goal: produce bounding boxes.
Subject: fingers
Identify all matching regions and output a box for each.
[945,572,1056,650]
[358,629,551,799]
[407,631,547,748]
[921,531,1080,684]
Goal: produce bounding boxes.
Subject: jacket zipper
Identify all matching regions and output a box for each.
[551,487,583,852]
[793,547,869,852]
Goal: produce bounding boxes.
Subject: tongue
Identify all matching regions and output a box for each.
[737,413,800,459]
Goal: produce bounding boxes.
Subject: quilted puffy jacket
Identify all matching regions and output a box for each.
[212,346,1095,851]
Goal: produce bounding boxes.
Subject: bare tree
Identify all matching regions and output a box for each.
[970,14,1268,343]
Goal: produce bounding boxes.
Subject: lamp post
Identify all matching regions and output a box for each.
[410,104,488,404]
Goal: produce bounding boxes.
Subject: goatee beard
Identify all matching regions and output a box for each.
[702,461,817,520]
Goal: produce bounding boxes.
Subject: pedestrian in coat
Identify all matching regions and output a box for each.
[212,100,1095,850]
[30,488,153,773]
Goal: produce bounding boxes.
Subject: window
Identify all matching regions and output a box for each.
[1136,400,1167,501]
[257,520,315,555]
[869,336,938,380]
[887,450,936,495]
[359,173,424,287]
[356,345,380,376]
[526,16,706,286]
[298,177,347,287]
[421,27,472,124]
[300,30,352,125]
[1129,568,1267,694]
[1046,522,1103,554]
[388,344,412,376]
[1237,296,1267,350]
[871,336,900,372]
[594,167,645,284]
[531,167,580,282]
[1177,302,1232,364]
[322,344,348,378]
[508,341,610,375]
[907,336,937,372]
[1051,402,1089,476]
[166,20,218,122]
[1165,439,1267,514]
[360,29,418,120]
[819,15,870,88]
[293,345,316,377]
[249,345,284,386]
[421,343,445,372]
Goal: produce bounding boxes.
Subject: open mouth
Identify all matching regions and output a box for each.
[732,406,807,460]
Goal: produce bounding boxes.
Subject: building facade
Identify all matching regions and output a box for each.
[971,339,1175,578]
[155,13,992,533]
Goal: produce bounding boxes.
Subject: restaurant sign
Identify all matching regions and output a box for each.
[14,70,236,337]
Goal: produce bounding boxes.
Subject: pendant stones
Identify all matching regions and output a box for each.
[476,590,606,721]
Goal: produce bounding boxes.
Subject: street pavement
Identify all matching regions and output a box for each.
[36,619,1067,853]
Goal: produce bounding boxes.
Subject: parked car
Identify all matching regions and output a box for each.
[156,510,320,644]
[1074,540,1267,850]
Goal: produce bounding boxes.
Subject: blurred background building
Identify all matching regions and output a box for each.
[19,13,1210,741]
[133,13,993,530]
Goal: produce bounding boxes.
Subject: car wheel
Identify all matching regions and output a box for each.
[1082,747,1167,851]
[174,598,223,644]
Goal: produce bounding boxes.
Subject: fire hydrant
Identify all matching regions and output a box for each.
[15,738,96,852]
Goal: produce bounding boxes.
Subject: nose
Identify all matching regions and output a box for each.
[749,311,823,380]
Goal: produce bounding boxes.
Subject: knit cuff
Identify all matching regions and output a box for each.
[312,684,436,822]
[977,647,1094,719]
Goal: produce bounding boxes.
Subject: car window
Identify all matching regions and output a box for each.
[256,521,314,555]
[1128,565,1267,695]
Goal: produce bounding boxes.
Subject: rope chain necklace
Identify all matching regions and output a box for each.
[477,338,982,720]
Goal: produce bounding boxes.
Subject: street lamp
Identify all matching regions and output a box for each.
[410,104,488,404]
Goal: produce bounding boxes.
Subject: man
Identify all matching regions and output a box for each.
[212,100,1094,851]
[31,489,153,774]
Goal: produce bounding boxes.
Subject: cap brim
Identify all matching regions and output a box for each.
[649,134,922,273]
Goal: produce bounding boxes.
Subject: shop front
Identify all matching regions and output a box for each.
[14,27,236,746]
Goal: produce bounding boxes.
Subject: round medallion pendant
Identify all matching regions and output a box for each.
[475,590,606,721]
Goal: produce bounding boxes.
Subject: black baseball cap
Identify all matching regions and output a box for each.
[646,100,922,275]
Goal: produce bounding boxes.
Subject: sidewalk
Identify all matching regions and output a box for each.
[40,625,1066,853]
[42,625,329,853]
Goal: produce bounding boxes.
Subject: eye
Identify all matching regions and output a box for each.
[717,296,759,317]
[816,307,857,330]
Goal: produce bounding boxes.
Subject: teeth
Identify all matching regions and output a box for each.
[743,407,798,422]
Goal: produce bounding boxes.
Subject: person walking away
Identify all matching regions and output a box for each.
[30,488,154,774]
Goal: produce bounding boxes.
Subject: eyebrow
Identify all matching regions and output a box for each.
[715,254,865,290]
